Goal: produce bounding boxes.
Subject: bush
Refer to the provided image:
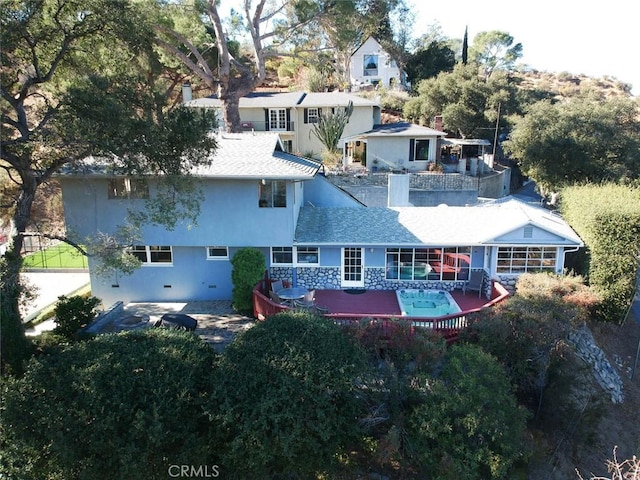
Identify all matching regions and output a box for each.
[230,247,265,313]
[53,294,101,340]
[561,184,640,322]
[407,344,529,479]
[210,310,367,477]
[343,318,446,373]
[1,329,218,480]
[460,294,573,410]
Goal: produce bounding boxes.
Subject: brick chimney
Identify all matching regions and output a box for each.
[434,115,443,132]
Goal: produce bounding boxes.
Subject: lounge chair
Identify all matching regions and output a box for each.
[463,270,483,298]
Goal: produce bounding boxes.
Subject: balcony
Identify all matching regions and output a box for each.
[239,120,295,132]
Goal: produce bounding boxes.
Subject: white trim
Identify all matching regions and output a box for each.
[295,246,319,266]
[271,246,293,266]
[131,245,173,266]
[206,246,229,260]
[341,247,364,288]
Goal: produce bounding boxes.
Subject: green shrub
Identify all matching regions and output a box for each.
[1,329,218,480]
[53,294,101,340]
[210,310,367,477]
[230,247,265,313]
[460,295,576,411]
[407,344,529,479]
[561,184,640,322]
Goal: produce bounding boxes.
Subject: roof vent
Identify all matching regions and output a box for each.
[523,226,533,239]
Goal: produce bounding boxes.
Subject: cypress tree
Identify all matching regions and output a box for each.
[462,26,469,64]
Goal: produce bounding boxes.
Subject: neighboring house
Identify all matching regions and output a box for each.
[184,90,381,157]
[58,133,582,307]
[349,36,408,91]
[342,122,446,172]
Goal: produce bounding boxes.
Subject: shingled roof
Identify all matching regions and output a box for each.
[59,133,321,180]
[294,197,582,246]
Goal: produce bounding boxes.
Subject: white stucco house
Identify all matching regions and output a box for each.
[349,36,408,91]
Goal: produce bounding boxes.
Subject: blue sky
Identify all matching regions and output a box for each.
[411,0,638,95]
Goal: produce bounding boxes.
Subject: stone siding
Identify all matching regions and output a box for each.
[274,266,475,293]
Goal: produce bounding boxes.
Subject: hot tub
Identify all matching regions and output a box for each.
[395,289,461,318]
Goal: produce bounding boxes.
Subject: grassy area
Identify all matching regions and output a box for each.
[23,244,87,269]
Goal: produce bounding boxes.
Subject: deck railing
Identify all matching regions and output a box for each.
[253,280,510,342]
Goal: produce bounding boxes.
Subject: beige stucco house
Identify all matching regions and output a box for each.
[185,91,381,158]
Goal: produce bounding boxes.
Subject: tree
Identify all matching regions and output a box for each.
[470,30,522,79]
[502,96,640,197]
[461,25,469,65]
[0,329,218,479]
[311,100,354,153]
[405,40,456,85]
[155,0,321,132]
[210,311,367,477]
[0,0,216,374]
[403,63,516,137]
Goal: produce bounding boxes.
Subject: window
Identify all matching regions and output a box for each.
[363,55,378,76]
[413,139,430,161]
[296,247,319,265]
[496,246,557,274]
[281,140,293,153]
[259,180,286,208]
[386,247,471,281]
[271,247,292,265]
[269,108,287,131]
[206,246,229,260]
[305,108,320,124]
[130,245,172,265]
[108,178,148,199]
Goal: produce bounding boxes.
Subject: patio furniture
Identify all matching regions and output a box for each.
[463,270,483,297]
[271,280,284,293]
[269,290,288,305]
[293,289,316,308]
[154,313,198,331]
[278,287,309,301]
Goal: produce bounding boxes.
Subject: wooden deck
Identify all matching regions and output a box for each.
[253,282,510,342]
[313,288,490,316]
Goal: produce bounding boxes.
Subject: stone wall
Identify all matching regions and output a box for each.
[568,324,624,404]
[273,266,481,294]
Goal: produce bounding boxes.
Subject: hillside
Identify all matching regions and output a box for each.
[513,69,635,99]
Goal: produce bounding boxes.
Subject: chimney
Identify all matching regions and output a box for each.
[434,115,443,132]
[388,174,411,207]
[182,82,192,103]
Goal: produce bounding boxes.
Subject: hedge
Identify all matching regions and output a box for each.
[560,184,640,322]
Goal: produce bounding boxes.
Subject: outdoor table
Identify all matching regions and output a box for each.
[277,287,309,301]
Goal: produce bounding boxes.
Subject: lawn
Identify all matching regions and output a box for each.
[22,244,87,269]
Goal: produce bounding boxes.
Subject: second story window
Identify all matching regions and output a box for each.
[363,54,378,76]
[259,180,286,208]
[305,108,320,124]
[269,108,287,130]
[108,178,148,199]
